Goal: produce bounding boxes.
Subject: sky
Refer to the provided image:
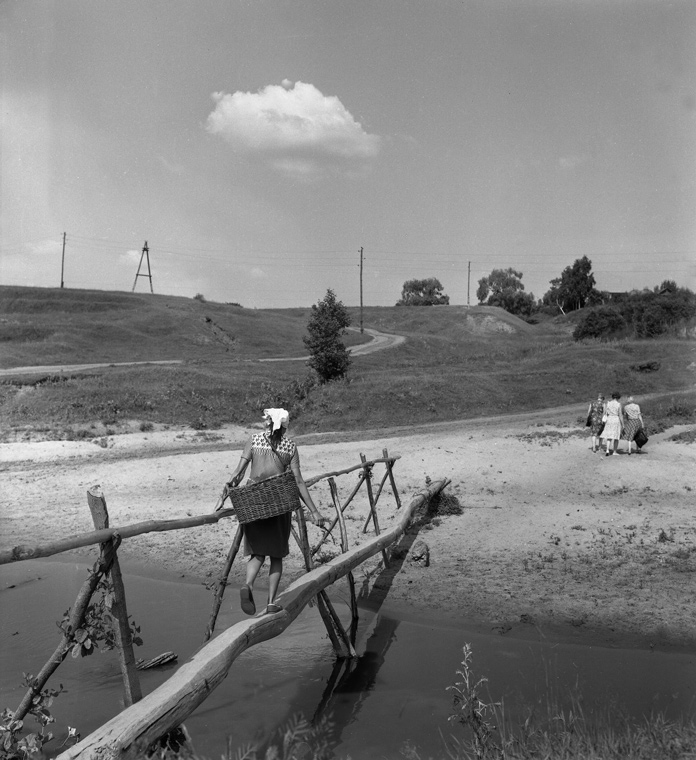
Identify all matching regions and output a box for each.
[2,0,695,309]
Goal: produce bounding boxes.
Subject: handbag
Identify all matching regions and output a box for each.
[585,413,592,427]
[634,428,648,449]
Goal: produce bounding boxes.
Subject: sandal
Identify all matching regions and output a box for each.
[265,603,283,614]
[240,585,256,616]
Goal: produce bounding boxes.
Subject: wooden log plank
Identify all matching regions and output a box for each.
[87,487,142,707]
[58,479,449,760]
[1,456,400,567]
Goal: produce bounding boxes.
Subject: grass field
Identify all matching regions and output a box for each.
[1,284,694,439]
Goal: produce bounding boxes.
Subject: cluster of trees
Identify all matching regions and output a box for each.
[475,255,601,317]
[573,281,696,341]
[476,268,535,316]
[393,256,601,317]
[396,278,449,306]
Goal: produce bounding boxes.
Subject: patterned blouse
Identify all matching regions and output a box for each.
[241,433,300,482]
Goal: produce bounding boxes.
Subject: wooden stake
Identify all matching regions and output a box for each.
[204,525,243,641]
[87,487,142,706]
[297,508,355,659]
[360,454,389,567]
[383,448,402,509]
[329,478,358,645]
[14,543,119,721]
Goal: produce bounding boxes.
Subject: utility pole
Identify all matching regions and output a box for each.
[60,232,66,288]
[467,260,471,307]
[359,246,364,333]
[132,241,154,293]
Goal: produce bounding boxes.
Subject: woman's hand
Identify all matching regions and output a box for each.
[307,511,328,528]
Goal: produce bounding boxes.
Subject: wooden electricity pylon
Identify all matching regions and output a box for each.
[132,241,154,293]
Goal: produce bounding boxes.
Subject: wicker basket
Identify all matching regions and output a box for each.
[228,470,301,524]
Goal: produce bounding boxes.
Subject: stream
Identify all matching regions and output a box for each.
[1,559,694,759]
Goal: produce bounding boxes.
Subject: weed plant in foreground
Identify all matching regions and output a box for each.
[133,646,696,760]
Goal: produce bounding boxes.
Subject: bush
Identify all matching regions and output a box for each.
[246,374,318,416]
[573,307,626,341]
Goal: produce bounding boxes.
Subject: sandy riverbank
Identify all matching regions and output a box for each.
[2,411,695,652]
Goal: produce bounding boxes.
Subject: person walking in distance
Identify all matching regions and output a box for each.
[601,392,624,457]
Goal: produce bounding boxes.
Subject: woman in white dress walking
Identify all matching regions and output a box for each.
[601,392,624,456]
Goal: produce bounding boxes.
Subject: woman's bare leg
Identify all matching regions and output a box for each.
[267,557,283,605]
[245,554,264,588]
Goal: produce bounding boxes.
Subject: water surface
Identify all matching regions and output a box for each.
[1,559,693,759]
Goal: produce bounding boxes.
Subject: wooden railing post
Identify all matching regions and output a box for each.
[329,477,358,645]
[14,542,120,721]
[87,487,142,706]
[383,448,401,509]
[296,507,355,659]
[360,454,389,567]
[204,525,243,641]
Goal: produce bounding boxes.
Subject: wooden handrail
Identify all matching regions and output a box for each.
[0,456,401,566]
[57,478,449,760]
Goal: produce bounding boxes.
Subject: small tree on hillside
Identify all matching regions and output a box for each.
[397,277,450,306]
[476,268,535,316]
[303,289,352,383]
[543,256,599,314]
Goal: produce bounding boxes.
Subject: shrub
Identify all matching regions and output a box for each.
[573,307,626,341]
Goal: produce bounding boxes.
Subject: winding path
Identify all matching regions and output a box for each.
[0,328,405,376]
[259,327,404,363]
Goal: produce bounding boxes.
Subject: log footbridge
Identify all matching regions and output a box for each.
[1,449,450,760]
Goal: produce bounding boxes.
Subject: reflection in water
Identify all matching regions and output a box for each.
[313,614,400,745]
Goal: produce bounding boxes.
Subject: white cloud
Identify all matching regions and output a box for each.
[205,81,381,177]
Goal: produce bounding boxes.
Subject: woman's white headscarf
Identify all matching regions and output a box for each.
[263,408,289,433]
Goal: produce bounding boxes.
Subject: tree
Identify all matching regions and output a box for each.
[303,289,352,383]
[396,277,449,306]
[543,256,599,314]
[476,268,535,316]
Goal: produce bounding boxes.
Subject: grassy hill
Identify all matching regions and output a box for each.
[1,285,694,439]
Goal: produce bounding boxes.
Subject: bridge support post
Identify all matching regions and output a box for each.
[87,486,142,706]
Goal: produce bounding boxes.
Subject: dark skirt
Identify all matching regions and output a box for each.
[243,512,292,558]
